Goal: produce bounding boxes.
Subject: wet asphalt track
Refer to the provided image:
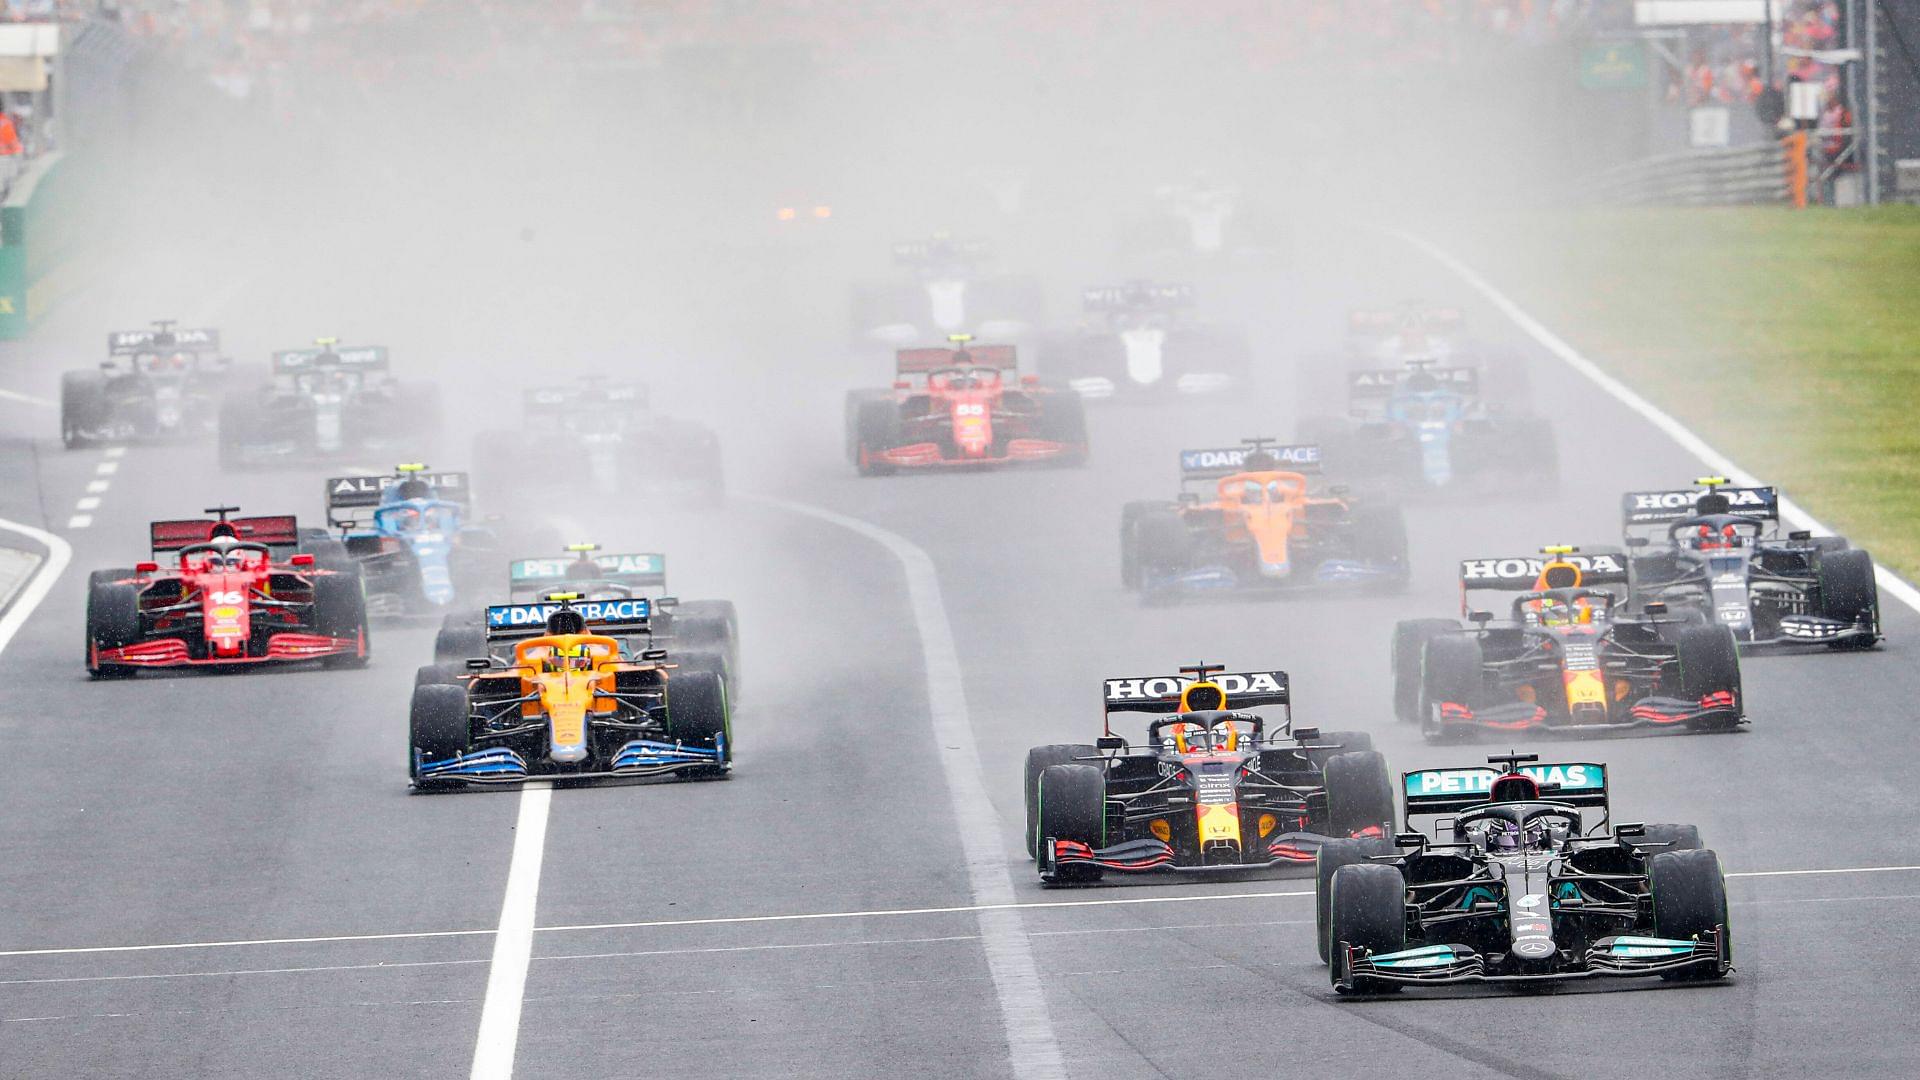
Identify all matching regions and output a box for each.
[1,225,1915,1080]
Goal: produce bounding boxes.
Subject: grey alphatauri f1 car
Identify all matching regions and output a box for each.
[1319,753,1731,994]
[1620,478,1880,649]
[1025,664,1394,885]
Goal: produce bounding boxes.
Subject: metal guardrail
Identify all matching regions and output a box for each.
[1577,141,1794,207]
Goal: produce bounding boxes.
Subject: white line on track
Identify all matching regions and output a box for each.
[6,864,1916,961]
[103,447,125,458]
[0,387,52,408]
[745,492,1066,1080]
[469,781,551,1080]
[84,480,109,495]
[0,517,72,657]
[94,461,118,476]
[74,497,100,512]
[65,515,92,530]
[1393,228,1920,616]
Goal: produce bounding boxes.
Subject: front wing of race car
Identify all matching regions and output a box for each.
[1141,558,1402,598]
[91,629,365,670]
[1039,826,1381,883]
[1430,691,1740,734]
[1335,928,1729,992]
[414,736,729,785]
[866,438,1081,470]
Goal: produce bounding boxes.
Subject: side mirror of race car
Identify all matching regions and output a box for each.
[1468,610,1494,625]
[1293,727,1321,742]
[135,561,159,574]
[642,649,669,662]
[1617,822,1646,838]
[1395,832,1426,849]
[1096,734,1126,751]
[290,553,315,567]
[656,597,679,609]
[1644,602,1669,616]
[1625,536,1649,548]
[465,658,492,672]
[1788,530,1812,541]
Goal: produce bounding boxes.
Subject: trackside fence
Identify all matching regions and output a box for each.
[1577,133,1809,208]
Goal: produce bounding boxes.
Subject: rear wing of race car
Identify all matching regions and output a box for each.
[483,597,652,643]
[1346,306,1464,337]
[272,345,390,374]
[1402,761,1609,826]
[1621,485,1779,538]
[109,326,220,355]
[324,471,471,526]
[1457,552,1629,614]
[895,344,1018,375]
[150,515,300,552]
[1347,365,1478,399]
[1083,282,1194,313]
[508,553,667,595]
[1180,443,1321,480]
[1102,669,1292,734]
[892,237,988,267]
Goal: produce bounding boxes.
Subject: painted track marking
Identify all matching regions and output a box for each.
[0,387,52,408]
[65,515,92,530]
[744,493,1065,1080]
[469,781,551,1080]
[0,517,73,657]
[1394,228,1920,615]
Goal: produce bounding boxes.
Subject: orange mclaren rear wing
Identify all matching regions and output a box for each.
[895,344,1017,375]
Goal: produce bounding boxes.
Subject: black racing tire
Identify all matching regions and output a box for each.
[414,663,463,688]
[677,598,739,641]
[61,370,108,449]
[1329,863,1407,994]
[1024,743,1097,857]
[1304,730,1374,770]
[1323,751,1394,839]
[666,668,732,778]
[1132,508,1192,582]
[1817,548,1880,649]
[1672,624,1741,729]
[1038,390,1089,465]
[1392,619,1459,723]
[409,683,471,792]
[853,397,900,477]
[313,569,370,669]
[673,646,734,700]
[434,620,488,665]
[1636,823,1703,853]
[1649,848,1732,981]
[1349,503,1410,590]
[1419,633,1484,739]
[1316,835,1398,963]
[1119,501,1172,589]
[1517,415,1560,493]
[85,570,142,678]
[1036,763,1106,882]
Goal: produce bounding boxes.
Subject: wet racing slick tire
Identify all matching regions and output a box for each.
[1329,863,1407,994]
[414,663,463,687]
[1323,751,1394,839]
[1817,548,1880,649]
[1349,503,1410,591]
[1119,501,1171,589]
[313,567,370,669]
[1037,388,1090,466]
[852,397,900,477]
[434,618,487,665]
[665,668,732,779]
[61,370,108,449]
[1649,848,1732,981]
[1316,835,1398,963]
[409,684,472,793]
[675,599,740,690]
[1024,743,1097,857]
[1036,763,1106,884]
[1634,823,1703,853]
[85,569,142,678]
[1132,508,1193,586]
[1392,619,1460,723]
[1673,624,1741,731]
[1419,633,1484,741]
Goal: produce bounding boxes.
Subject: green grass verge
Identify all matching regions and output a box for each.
[1448,205,1920,580]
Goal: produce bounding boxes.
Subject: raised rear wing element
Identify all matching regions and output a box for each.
[325,472,471,510]
[1402,761,1608,816]
[1104,669,1290,713]
[150,515,300,552]
[1083,282,1194,312]
[895,344,1018,374]
[1621,486,1779,527]
[1348,366,1478,398]
[484,597,652,639]
[1458,553,1629,589]
[1347,306,1464,335]
[272,346,389,373]
[510,553,666,589]
[109,327,219,354]
[1180,444,1321,477]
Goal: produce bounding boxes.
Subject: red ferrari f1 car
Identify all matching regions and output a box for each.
[85,507,370,677]
[843,336,1088,475]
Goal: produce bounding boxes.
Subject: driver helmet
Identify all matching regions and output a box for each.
[1694,522,1739,551]
[394,478,432,501]
[542,642,595,674]
[1481,818,1554,854]
[167,351,192,370]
